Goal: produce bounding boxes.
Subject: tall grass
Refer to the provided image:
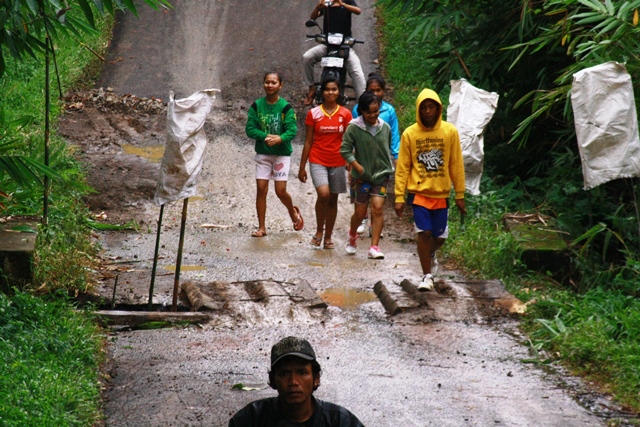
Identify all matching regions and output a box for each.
[1,12,113,427]
[378,3,640,414]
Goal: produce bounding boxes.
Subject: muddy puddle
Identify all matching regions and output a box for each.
[122,144,164,162]
[319,287,378,309]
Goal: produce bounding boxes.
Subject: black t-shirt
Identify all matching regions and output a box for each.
[320,0,358,37]
[228,396,365,427]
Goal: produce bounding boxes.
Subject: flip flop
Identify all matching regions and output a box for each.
[251,230,267,237]
[292,206,304,231]
[310,235,322,248]
[323,241,335,250]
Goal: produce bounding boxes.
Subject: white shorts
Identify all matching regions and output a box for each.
[254,154,291,181]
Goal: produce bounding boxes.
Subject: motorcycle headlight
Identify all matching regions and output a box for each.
[315,34,327,44]
[327,33,344,45]
[343,37,355,47]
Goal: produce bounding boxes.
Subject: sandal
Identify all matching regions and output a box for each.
[323,241,335,250]
[292,206,304,231]
[251,230,267,237]
[310,235,322,248]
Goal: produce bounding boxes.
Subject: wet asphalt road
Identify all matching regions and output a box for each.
[94,1,612,426]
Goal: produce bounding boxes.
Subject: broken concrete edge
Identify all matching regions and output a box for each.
[91,310,211,327]
[0,219,39,289]
[451,279,528,315]
[373,281,401,315]
[399,278,421,298]
[181,280,225,311]
[282,278,328,309]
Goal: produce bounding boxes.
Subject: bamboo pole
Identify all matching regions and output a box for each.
[148,204,165,310]
[172,199,189,311]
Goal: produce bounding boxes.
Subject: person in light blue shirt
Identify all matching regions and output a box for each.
[351,73,400,162]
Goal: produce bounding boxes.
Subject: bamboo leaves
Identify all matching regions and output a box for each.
[0,0,172,79]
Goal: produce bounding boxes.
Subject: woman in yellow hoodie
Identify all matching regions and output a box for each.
[394,89,466,291]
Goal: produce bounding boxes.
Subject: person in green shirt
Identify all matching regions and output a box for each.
[341,91,394,259]
[246,72,304,237]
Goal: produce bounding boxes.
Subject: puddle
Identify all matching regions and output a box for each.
[319,288,378,309]
[122,144,164,163]
[163,265,207,272]
[307,262,325,267]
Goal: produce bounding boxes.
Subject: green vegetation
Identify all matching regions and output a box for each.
[0,7,113,426]
[0,292,104,426]
[377,0,640,413]
[1,14,109,294]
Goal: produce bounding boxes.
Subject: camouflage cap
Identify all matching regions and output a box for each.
[270,336,316,369]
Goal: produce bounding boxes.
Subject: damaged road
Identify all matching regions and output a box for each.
[56,0,635,425]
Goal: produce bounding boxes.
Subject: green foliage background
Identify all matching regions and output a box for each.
[377,0,640,412]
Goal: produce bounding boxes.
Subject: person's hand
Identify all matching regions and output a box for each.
[264,135,281,147]
[298,168,307,183]
[354,164,364,175]
[455,199,466,215]
[394,203,404,217]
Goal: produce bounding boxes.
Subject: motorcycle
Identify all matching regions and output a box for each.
[305,17,364,106]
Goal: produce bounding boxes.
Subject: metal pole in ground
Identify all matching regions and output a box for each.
[148,204,165,310]
[171,198,189,311]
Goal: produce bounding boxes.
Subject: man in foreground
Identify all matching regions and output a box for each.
[394,88,466,291]
[229,336,365,426]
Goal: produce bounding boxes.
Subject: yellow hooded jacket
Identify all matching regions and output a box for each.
[394,89,465,203]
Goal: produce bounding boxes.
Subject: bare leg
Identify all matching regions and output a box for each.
[433,237,445,252]
[323,193,340,244]
[274,181,297,222]
[255,179,269,235]
[369,196,385,247]
[314,185,331,241]
[349,202,368,236]
[417,230,435,275]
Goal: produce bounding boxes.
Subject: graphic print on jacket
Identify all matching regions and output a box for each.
[416,137,445,176]
[258,111,285,135]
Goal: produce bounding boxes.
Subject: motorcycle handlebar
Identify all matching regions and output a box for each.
[307,34,365,44]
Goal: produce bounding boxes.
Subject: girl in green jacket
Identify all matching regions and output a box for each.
[245,72,304,237]
[340,91,394,259]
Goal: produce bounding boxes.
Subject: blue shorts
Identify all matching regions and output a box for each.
[408,194,449,238]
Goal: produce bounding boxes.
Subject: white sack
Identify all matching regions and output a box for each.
[154,89,220,206]
[571,62,640,190]
[447,79,499,196]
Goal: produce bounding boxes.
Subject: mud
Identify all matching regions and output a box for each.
[55,0,637,426]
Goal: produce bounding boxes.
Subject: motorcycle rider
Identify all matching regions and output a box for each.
[303,0,366,105]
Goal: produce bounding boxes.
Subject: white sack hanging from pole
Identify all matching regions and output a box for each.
[571,62,640,190]
[154,89,220,205]
[447,79,499,196]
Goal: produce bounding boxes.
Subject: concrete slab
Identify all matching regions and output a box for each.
[0,219,38,289]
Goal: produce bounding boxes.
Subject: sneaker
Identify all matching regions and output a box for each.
[418,274,434,292]
[368,245,384,259]
[431,252,439,276]
[345,233,358,255]
[356,218,367,235]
